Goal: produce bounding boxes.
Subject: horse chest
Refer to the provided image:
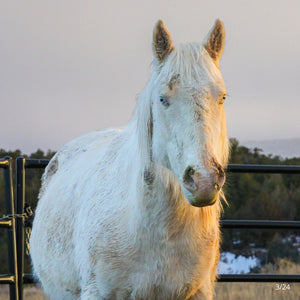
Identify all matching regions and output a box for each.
[124,233,204,296]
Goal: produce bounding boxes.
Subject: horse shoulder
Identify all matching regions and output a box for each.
[40,129,121,192]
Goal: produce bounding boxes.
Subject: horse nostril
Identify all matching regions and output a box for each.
[211,158,225,177]
[183,166,196,191]
[216,169,226,189]
[210,157,226,189]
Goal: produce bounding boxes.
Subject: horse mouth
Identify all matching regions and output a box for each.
[186,193,219,207]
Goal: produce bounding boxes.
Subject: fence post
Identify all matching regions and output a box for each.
[16,157,25,300]
[3,157,19,300]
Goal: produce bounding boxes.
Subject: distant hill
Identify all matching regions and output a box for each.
[241,138,300,159]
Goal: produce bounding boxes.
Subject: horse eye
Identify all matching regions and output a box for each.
[160,97,169,107]
[219,94,226,104]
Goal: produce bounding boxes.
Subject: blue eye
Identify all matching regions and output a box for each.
[160,96,169,107]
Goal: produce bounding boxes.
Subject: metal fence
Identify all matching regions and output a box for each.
[0,157,300,300]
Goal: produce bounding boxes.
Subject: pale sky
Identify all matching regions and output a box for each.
[1,1,300,153]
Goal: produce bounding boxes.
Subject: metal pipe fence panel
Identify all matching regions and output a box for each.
[1,157,300,299]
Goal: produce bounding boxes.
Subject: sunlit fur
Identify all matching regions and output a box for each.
[30,20,229,300]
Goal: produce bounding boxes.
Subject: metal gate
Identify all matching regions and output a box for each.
[0,157,300,299]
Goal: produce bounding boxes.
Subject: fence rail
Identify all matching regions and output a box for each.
[0,157,19,299]
[0,157,300,299]
[227,164,300,174]
[218,274,300,282]
[220,220,300,229]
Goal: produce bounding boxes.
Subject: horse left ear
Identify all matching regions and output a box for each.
[153,20,174,63]
[203,19,225,67]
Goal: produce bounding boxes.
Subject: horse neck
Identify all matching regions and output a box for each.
[126,76,220,236]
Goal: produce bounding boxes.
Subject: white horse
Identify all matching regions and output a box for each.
[30,19,229,300]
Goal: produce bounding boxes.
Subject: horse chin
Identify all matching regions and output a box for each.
[185,192,219,207]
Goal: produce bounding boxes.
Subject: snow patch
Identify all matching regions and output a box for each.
[218,252,260,274]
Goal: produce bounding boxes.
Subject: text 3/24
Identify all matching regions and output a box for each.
[274,283,291,290]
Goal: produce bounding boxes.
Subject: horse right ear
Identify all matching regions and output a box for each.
[203,19,225,68]
[153,20,174,63]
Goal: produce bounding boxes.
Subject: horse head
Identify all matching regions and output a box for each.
[148,20,229,207]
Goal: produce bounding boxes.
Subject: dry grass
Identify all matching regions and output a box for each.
[215,258,300,300]
[0,285,46,300]
[0,259,298,299]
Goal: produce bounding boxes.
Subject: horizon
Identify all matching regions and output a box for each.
[3,137,300,159]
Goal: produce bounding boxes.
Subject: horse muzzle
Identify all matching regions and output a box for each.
[182,163,225,207]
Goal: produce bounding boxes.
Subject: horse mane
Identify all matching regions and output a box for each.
[135,77,154,171]
[133,42,224,230]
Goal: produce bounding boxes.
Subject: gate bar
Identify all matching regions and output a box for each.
[23,274,36,284]
[221,220,300,229]
[22,272,300,283]
[0,160,9,168]
[0,218,12,228]
[227,164,300,174]
[2,157,19,299]
[16,157,25,300]
[23,161,300,173]
[25,159,50,169]
[0,275,15,284]
[218,274,300,282]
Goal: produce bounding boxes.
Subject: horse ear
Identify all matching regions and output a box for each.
[153,20,174,63]
[203,19,225,67]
